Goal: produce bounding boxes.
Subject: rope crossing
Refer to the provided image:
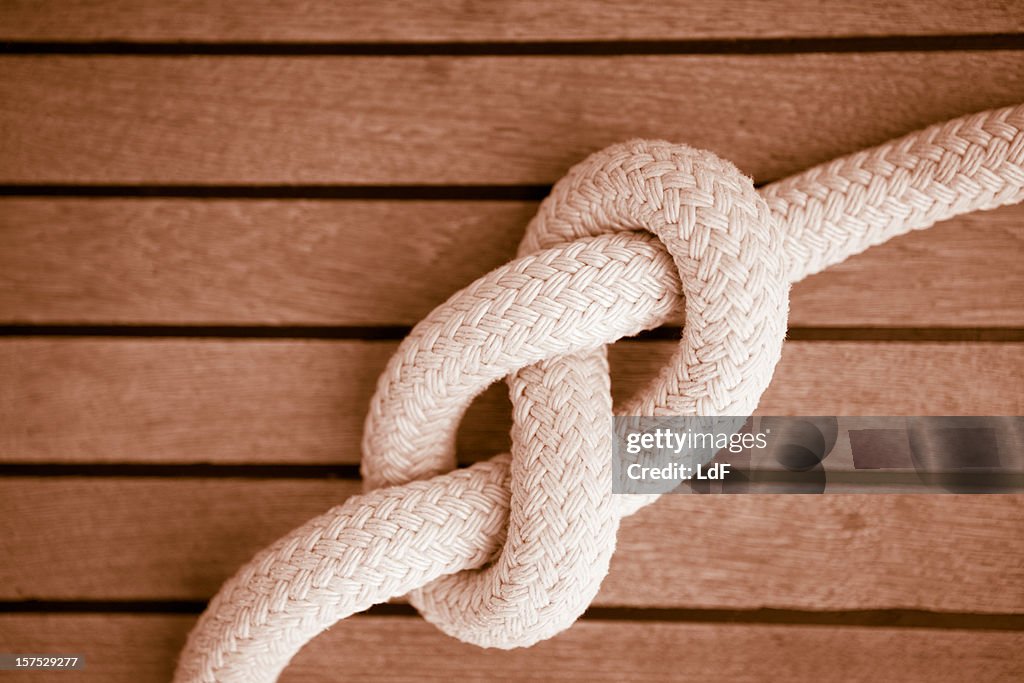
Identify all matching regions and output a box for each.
[175,105,1024,682]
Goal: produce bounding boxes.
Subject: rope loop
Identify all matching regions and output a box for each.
[176,104,1024,683]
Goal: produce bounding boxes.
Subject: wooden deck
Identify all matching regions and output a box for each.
[1,2,1023,681]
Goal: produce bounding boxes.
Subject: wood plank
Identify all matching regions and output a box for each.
[1,1,1021,42]
[0,615,187,682]
[2,53,1022,184]
[1,199,1021,327]
[1,478,1022,612]
[1,340,1020,464]
[0,615,1022,683]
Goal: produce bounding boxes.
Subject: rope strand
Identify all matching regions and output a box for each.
[175,104,1024,683]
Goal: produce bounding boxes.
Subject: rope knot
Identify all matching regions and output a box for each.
[176,104,1024,683]
[360,142,789,648]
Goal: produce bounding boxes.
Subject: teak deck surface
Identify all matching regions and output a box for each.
[1,2,1023,681]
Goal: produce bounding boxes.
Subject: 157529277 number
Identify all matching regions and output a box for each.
[0,655,85,670]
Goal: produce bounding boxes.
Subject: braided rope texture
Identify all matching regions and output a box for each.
[175,104,1024,682]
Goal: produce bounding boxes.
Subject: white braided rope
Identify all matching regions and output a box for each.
[175,105,1024,683]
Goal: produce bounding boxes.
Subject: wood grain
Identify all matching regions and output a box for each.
[1,1,1021,42]
[2,3,1022,676]
[0,615,1021,682]
[2,340,1020,464]
[2,478,1022,612]
[2,53,1022,184]
[1,199,1021,327]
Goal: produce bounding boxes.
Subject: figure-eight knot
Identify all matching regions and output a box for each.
[176,105,1024,683]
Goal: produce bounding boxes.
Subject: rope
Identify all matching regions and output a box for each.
[175,104,1024,682]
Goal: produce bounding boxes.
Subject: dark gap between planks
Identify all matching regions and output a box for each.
[1,325,1022,342]
[0,463,366,478]
[2,34,1024,56]
[0,185,554,201]
[1,601,1022,631]
[3,465,1023,490]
